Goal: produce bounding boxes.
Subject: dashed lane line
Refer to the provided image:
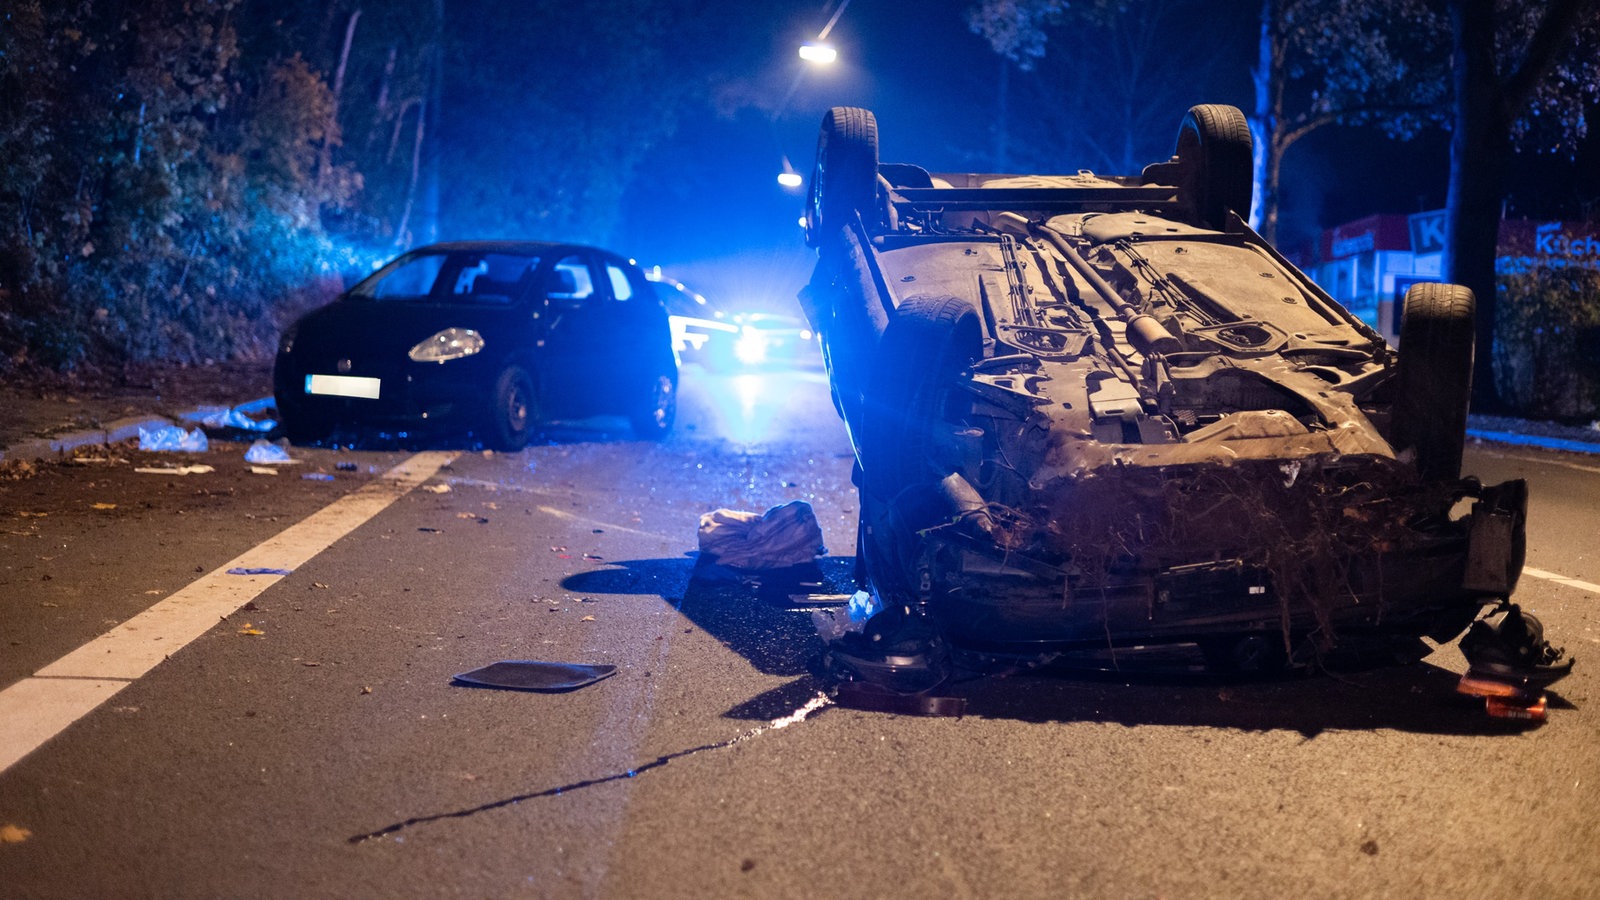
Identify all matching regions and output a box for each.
[0,451,457,775]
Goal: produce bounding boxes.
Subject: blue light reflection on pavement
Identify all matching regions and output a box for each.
[680,366,839,448]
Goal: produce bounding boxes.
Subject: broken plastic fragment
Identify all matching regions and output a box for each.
[185,406,277,432]
[244,439,296,464]
[302,472,335,482]
[452,661,617,692]
[134,464,215,475]
[138,425,208,452]
[238,623,265,636]
[812,590,884,641]
[227,567,293,576]
[423,484,451,494]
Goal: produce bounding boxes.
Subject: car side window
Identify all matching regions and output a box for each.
[548,255,595,303]
[606,263,634,301]
[450,253,539,305]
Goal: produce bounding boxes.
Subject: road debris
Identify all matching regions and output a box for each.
[185,405,277,433]
[452,660,618,692]
[134,464,214,475]
[227,567,293,576]
[697,500,826,569]
[244,439,297,464]
[138,425,207,452]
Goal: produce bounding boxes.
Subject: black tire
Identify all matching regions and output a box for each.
[806,107,879,247]
[275,394,327,445]
[859,294,982,500]
[1393,283,1475,482]
[487,365,537,451]
[629,371,677,440]
[1174,104,1253,230]
[1199,633,1290,676]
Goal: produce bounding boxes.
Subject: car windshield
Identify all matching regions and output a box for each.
[351,251,541,305]
[652,281,720,319]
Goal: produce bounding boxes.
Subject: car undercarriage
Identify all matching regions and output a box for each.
[798,105,1570,708]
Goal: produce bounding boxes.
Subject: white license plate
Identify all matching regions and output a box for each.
[305,374,381,399]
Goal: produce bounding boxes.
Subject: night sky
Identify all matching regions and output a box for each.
[606,0,1598,314]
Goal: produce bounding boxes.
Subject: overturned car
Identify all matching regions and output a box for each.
[799,104,1569,697]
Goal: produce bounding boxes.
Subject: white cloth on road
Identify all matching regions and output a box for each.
[697,500,826,569]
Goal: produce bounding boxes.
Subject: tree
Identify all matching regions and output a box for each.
[964,0,1228,175]
[1248,0,1446,243]
[1444,0,1600,410]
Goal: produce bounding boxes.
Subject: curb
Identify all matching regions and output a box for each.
[0,397,276,463]
[0,414,179,463]
[1467,429,1600,456]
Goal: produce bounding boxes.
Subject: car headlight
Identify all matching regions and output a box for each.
[734,326,768,365]
[409,327,485,363]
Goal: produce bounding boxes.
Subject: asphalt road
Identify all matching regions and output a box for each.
[1,366,1597,899]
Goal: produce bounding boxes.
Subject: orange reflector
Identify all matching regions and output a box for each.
[1484,695,1547,722]
[1456,675,1525,698]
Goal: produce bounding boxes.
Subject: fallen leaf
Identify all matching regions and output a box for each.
[0,824,31,844]
[423,484,451,494]
[91,502,116,510]
[143,590,162,595]
[17,512,47,518]
[456,512,477,519]
[360,686,372,694]
[238,624,265,636]
[580,615,596,622]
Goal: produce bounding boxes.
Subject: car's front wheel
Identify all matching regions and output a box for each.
[275,393,328,446]
[630,371,677,440]
[859,294,982,499]
[806,106,879,246]
[487,365,537,451]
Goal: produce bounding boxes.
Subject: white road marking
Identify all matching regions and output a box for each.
[0,451,457,775]
[1523,567,1600,595]
[535,504,675,541]
[1473,448,1600,476]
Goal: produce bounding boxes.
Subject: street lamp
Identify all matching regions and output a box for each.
[798,42,837,64]
[777,156,804,190]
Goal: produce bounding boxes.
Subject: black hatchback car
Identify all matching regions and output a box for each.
[274,241,678,449]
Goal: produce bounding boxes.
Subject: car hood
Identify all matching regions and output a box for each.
[290,298,521,360]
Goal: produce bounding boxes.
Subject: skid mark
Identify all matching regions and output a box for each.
[349,693,833,844]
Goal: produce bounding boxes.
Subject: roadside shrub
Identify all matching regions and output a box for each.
[1494,265,1600,422]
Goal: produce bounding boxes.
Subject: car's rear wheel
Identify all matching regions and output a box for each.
[860,294,982,500]
[487,365,537,451]
[1393,283,1475,482]
[629,371,677,440]
[1175,104,1252,230]
[806,106,879,247]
